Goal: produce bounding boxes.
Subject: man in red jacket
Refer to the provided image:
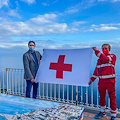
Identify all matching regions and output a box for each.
[88,44,117,120]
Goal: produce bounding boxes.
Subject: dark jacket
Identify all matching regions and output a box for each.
[23,50,42,80]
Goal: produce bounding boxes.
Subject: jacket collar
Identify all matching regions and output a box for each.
[27,50,35,54]
[27,50,35,62]
[27,50,39,64]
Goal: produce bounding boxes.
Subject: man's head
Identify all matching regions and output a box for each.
[102,44,111,54]
[28,41,36,51]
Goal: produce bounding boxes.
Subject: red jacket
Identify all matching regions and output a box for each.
[91,50,116,82]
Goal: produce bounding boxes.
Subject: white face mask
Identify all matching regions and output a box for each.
[29,46,35,51]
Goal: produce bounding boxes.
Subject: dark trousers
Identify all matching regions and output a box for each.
[26,80,38,99]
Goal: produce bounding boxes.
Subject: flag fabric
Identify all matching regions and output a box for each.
[35,48,93,86]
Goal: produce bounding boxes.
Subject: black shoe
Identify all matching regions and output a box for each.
[94,112,106,119]
[110,116,116,120]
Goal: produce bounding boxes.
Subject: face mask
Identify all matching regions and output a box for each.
[102,48,108,54]
[29,46,35,51]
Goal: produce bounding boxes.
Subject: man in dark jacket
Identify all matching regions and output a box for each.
[23,41,42,99]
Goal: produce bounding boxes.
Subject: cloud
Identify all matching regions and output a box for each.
[42,2,49,6]
[64,7,79,14]
[90,23,119,31]
[95,26,118,31]
[72,21,86,27]
[0,36,91,50]
[94,0,120,2]
[21,0,35,4]
[98,0,107,1]
[8,9,21,18]
[30,14,57,24]
[0,14,120,37]
[0,17,3,20]
[42,0,59,6]
[0,19,69,36]
[60,44,91,49]
[0,36,120,51]
[0,0,21,19]
[0,0,9,8]
[112,0,120,2]
[62,0,120,16]
[0,13,86,37]
[0,42,27,48]
[0,40,91,49]
[52,0,59,4]
[62,0,97,15]
[97,0,120,2]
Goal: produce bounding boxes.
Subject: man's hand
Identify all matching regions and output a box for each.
[31,78,35,83]
[92,47,97,52]
[88,80,93,85]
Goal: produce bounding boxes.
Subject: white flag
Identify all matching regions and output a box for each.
[35,48,93,86]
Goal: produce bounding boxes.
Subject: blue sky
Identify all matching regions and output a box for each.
[0,0,120,69]
[0,0,120,50]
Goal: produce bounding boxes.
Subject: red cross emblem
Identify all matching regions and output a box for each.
[49,55,72,79]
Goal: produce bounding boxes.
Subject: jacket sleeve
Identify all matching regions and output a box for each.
[23,54,33,80]
[40,54,42,60]
[91,67,98,82]
[95,50,116,63]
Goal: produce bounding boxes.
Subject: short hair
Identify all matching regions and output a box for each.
[102,44,111,51]
[28,41,35,45]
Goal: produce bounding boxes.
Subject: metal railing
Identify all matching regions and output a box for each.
[0,68,120,112]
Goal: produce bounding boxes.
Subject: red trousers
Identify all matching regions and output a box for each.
[98,79,116,113]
